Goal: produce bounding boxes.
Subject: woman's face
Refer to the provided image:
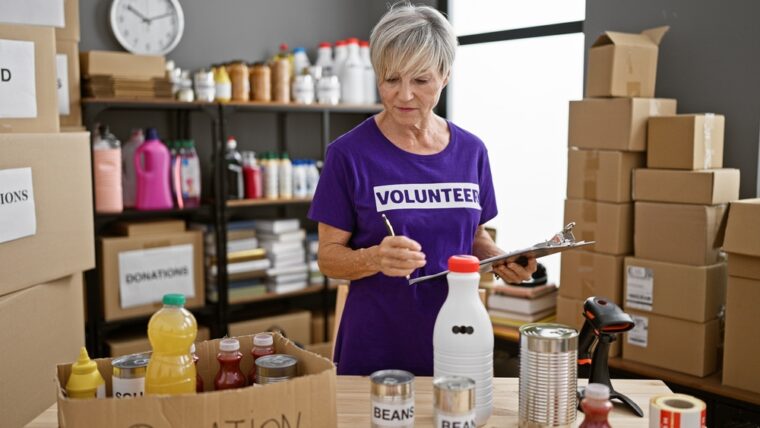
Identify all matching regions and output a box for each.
[378,67,448,127]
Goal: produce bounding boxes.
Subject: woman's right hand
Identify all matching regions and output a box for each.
[376,236,427,277]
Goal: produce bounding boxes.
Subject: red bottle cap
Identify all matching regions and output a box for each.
[319,42,332,48]
[347,37,359,44]
[279,43,289,52]
[359,40,369,47]
[448,255,479,273]
[335,40,347,46]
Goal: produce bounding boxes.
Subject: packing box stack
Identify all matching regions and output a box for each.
[56,0,82,129]
[559,27,676,356]
[80,50,172,99]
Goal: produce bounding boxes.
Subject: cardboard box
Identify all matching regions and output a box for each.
[633,168,740,205]
[114,219,187,237]
[0,132,93,295]
[107,326,211,357]
[56,333,338,427]
[568,98,677,152]
[624,257,726,323]
[564,199,633,255]
[560,250,624,304]
[0,273,84,428]
[56,39,81,127]
[586,27,668,98]
[556,295,620,357]
[648,114,726,170]
[0,24,60,133]
[723,276,760,394]
[311,312,336,344]
[305,342,334,361]
[634,202,727,266]
[722,199,760,280]
[623,309,719,377]
[81,50,166,79]
[0,0,65,27]
[99,231,205,321]
[56,0,79,42]
[229,310,312,345]
[567,148,645,203]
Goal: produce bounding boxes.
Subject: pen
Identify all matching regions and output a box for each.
[381,214,411,281]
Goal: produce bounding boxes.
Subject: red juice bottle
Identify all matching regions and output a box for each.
[214,338,247,390]
[249,333,275,384]
[579,383,613,428]
[242,151,262,199]
[191,343,203,393]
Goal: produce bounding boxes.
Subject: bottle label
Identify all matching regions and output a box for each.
[435,412,477,428]
[96,383,106,399]
[180,158,201,198]
[371,401,414,427]
[216,83,232,100]
[112,377,145,399]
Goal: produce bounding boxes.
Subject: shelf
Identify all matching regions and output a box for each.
[493,325,520,343]
[227,284,326,307]
[82,97,217,111]
[98,304,216,333]
[223,100,383,114]
[95,205,210,221]
[226,197,312,208]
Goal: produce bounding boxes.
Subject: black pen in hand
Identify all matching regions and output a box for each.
[381,214,411,281]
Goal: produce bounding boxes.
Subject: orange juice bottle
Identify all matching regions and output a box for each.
[145,294,197,395]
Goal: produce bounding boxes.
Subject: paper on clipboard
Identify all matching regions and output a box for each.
[408,222,595,285]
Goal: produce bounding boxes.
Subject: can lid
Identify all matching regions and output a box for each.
[254,333,274,347]
[519,323,578,353]
[448,255,479,273]
[370,369,414,397]
[112,352,150,370]
[585,383,610,400]
[256,354,298,378]
[162,293,185,306]
[219,338,240,352]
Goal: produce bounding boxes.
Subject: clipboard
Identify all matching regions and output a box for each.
[408,222,595,285]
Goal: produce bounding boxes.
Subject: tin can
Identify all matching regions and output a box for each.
[255,354,298,384]
[370,369,415,428]
[433,376,476,428]
[112,352,150,399]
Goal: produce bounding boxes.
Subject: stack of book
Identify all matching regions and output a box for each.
[256,219,309,294]
[487,283,558,334]
[83,75,173,99]
[306,233,323,286]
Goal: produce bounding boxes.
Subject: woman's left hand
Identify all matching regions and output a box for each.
[492,257,538,285]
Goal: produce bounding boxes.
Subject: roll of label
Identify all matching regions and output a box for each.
[649,394,706,428]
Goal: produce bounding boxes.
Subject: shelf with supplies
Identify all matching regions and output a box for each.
[226,197,313,208]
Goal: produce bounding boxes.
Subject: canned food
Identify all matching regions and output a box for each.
[433,376,476,428]
[112,352,150,398]
[370,369,415,428]
[255,354,298,384]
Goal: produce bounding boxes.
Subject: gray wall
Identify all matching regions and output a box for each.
[585,0,760,198]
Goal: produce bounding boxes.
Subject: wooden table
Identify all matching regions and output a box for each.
[27,376,670,427]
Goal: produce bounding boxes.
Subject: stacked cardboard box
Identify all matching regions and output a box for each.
[56,0,82,129]
[622,113,739,377]
[559,27,676,354]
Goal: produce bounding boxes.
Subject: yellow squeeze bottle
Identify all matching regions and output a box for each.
[66,347,106,399]
[145,294,197,395]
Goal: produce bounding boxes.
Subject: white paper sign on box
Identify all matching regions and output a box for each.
[0,0,65,27]
[118,244,195,308]
[56,53,69,115]
[0,39,37,118]
[0,168,36,244]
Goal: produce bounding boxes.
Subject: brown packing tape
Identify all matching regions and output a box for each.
[580,252,595,298]
[582,201,597,223]
[626,82,641,97]
[583,152,600,200]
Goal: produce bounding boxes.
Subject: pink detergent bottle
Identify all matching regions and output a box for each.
[135,128,173,210]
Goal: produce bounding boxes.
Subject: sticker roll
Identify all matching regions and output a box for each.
[649,394,706,428]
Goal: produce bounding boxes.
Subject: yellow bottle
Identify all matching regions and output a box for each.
[145,294,197,395]
[66,347,106,399]
[214,66,232,103]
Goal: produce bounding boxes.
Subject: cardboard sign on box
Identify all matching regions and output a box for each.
[586,26,668,98]
[566,148,645,203]
[0,133,93,295]
[721,198,760,280]
[559,250,624,304]
[0,273,84,428]
[563,199,633,255]
[108,326,210,357]
[56,39,81,127]
[568,98,677,152]
[229,310,312,345]
[647,114,725,170]
[0,24,60,133]
[624,257,726,323]
[722,276,760,394]
[55,333,338,427]
[633,168,740,205]
[623,309,719,377]
[634,202,727,266]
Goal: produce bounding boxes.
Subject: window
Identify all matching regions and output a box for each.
[446,1,585,284]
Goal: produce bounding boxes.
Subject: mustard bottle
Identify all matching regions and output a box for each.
[214,66,232,103]
[66,347,106,399]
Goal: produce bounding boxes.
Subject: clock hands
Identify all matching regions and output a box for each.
[126,5,150,24]
[146,12,174,22]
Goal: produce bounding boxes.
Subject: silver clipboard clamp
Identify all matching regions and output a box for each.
[408,222,595,285]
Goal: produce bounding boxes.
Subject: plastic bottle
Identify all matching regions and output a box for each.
[333,40,348,86]
[180,140,202,208]
[134,128,173,210]
[579,383,613,428]
[214,338,247,390]
[341,38,364,104]
[293,159,308,198]
[242,151,263,199]
[66,347,106,399]
[248,333,276,384]
[317,67,341,105]
[292,47,311,77]
[292,72,315,104]
[315,42,333,70]
[92,125,123,213]
[145,294,198,395]
[279,153,293,199]
[359,40,377,104]
[305,159,320,197]
[259,152,269,198]
[121,128,143,209]
[265,152,279,199]
[191,343,204,393]
[224,137,244,200]
[169,140,183,209]
[433,255,494,426]
[214,66,232,102]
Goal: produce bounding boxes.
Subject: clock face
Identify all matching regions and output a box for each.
[110,0,185,55]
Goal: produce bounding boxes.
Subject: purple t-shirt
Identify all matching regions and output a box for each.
[308,117,497,376]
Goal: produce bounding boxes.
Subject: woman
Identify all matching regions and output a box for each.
[308,3,537,376]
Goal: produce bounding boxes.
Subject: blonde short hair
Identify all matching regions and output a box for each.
[370,2,457,80]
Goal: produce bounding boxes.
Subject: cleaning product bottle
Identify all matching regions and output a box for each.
[248,333,276,384]
[191,343,204,393]
[359,40,377,104]
[214,338,247,390]
[242,151,263,199]
[292,47,311,76]
[433,255,494,426]
[180,140,202,208]
[278,152,293,199]
[315,42,333,70]
[333,40,348,88]
[145,294,198,395]
[293,159,308,198]
[92,125,123,213]
[135,128,173,210]
[169,140,183,209]
[265,152,279,199]
[121,128,144,208]
[66,347,106,399]
[579,383,613,428]
[341,38,364,104]
[214,66,232,103]
[224,137,244,199]
[305,159,320,197]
